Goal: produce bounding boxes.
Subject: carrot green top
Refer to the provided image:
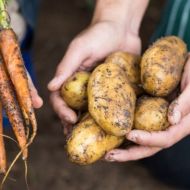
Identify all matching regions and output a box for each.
[0,0,10,29]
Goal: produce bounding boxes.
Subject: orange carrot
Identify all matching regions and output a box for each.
[0,29,37,144]
[0,102,6,173]
[0,62,28,159]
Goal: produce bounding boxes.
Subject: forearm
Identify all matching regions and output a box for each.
[92,0,149,34]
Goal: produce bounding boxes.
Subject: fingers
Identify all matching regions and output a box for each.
[126,113,190,148]
[181,54,190,91]
[48,38,91,91]
[78,58,96,71]
[50,91,77,124]
[27,73,43,109]
[61,120,73,136]
[105,114,190,162]
[127,129,174,148]
[168,84,190,125]
[169,55,190,125]
[105,146,161,162]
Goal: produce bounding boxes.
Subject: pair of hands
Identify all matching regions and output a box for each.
[31,20,190,162]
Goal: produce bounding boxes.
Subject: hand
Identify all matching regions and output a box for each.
[27,73,43,109]
[47,0,149,134]
[105,54,190,162]
[48,21,141,131]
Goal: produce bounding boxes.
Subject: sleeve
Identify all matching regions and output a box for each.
[18,0,41,28]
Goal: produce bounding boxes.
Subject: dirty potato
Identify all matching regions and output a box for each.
[61,71,90,110]
[67,114,124,165]
[105,51,143,96]
[105,52,141,84]
[88,63,136,136]
[134,96,169,131]
[141,36,187,97]
[153,36,187,56]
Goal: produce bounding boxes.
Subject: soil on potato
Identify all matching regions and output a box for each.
[3,0,178,189]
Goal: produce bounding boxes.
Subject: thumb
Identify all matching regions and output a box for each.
[48,40,90,91]
[168,84,190,125]
[27,72,43,109]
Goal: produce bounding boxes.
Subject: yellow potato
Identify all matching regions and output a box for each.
[153,36,187,56]
[106,52,140,84]
[141,36,187,97]
[105,51,143,96]
[88,63,136,136]
[67,114,124,165]
[134,96,169,131]
[61,71,90,110]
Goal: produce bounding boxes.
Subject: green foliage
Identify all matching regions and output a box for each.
[0,0,10,29]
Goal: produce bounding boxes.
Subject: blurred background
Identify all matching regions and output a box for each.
[2,0,180,189]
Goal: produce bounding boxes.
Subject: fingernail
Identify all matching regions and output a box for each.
[105,154,115,162]
[48,78,57,89]
[37,97,43,106]
[64,116,71,123]
[170,110,181,125]
[127,133,138,142]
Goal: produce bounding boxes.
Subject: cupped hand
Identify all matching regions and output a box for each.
[48,20,141,132]
[105,54,190,162]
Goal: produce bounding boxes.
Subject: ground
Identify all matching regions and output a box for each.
[2,0,181,189]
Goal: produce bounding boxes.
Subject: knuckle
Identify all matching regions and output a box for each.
[163,140,172,148]
[69,37,83,50]
[163,130,177,148]
[163,143,169,149]
[58,111,67,121]
[134,135,143,144]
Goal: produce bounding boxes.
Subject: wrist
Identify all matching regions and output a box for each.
[92,0,149,36]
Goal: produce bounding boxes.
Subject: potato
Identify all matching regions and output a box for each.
[88,63,136,136]
[153,36,187,56]
[61,71,90,110]
[141,36,187,97]
[134,96,169,131]
[67,114,124,165]
[105,51,143,96]
[106,52,141,84]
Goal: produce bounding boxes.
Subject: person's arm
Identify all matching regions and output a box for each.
[48,0,149,128]
[92,0,149,36]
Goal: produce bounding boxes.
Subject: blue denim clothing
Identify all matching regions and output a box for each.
[18,0,40,28]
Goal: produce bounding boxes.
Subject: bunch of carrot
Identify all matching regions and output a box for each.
[0,0,37,175]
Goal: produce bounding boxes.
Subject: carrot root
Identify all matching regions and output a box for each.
[0,62,28,159]
[0,29,37,145]
[0,102,6,174]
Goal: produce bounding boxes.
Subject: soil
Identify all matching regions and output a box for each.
[3,0,179,189]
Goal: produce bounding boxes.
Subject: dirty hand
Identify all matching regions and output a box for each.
[105,55,190,162]
[47,0,148,134]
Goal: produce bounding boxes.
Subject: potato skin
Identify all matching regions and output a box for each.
[106,52,140,84]
[61,71,90,110]
[88,63,136,136]
[153,36,187,56]
[141,36,187,97]
[67,114,124,165]
[134,96,169,131]
[105,52,143,96]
